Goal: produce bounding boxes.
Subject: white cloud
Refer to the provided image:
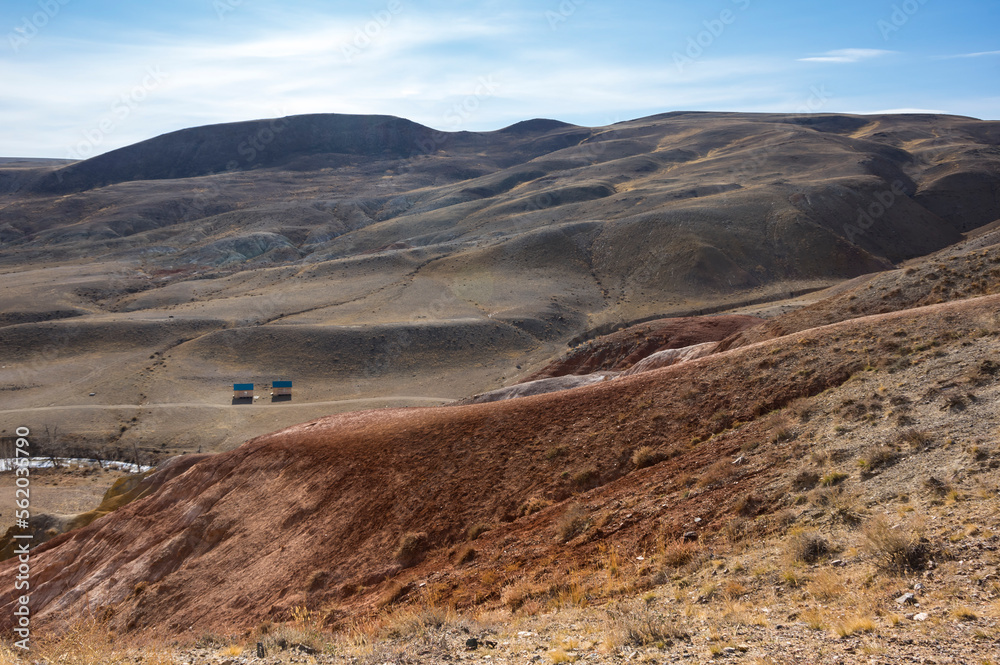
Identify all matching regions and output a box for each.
[798,49,894,64]
[854,108,948,115]
[937,50,1000,59]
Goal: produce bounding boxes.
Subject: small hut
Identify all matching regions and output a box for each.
[233,383,254,399]
[271,380,292,397]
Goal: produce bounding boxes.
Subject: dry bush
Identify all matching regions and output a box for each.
[791,470,820,491]
[768,413,796,443]
[733,492,764,517]
[394,531,429,568]
[632,446,666,469]
[465,522,493,540]
[832,615,876,638]
[603,600,688,649]
[452,544,476,565]
[571,467,600,490]
[556,504,590,542]
[500,579,546,610]
[857,444,899,476]
[898,428,932,448]
[923,476,952,497]
[659,540,700,569]
[820,471,849,487]
[810,487,863,525]
[697,459,734,488]
[7,617,176,665]
[520,496,553,516]
[785,531,830,564]
[862,516,932,573]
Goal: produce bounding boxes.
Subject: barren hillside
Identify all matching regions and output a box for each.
[2,111,999,460]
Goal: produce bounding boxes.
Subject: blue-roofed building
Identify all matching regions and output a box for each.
[233,383,254,399]
[271,380,292,397]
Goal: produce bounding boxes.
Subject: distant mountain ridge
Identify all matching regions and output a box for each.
[28,114,584,193]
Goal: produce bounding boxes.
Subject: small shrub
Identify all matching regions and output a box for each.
[545,445,567,460]
[453,544,476,565]
[923,476,951,497]
[898,428,931,448]
[466,522,493,540]
[556,504,590,542]
[632,446,665,469]
[857,444,899,477]
[786,531,830,563]
[734,492,764,517]
[571,467,599,490]
[394,532,429,568]
[604,600,687,648]
[792,470,820,491]
[820,471,849,487]
[862,516,931,573]
[660,541,699,569]
[378,580,411,607]
[697,459,734,488]
[520,496,553,516]
[953,607,978,621]
[833,616,876,638]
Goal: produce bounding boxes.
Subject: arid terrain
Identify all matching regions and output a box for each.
[2,111,999,462]
[0,111,999,663]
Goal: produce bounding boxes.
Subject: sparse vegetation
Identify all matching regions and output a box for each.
[394,532,429,568]
[862,516,932,573]
[631,445,665,469]
[556,504,590,542]
[820,471,849,487]
[786,531,830,564]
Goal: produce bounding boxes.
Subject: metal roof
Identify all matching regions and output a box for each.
[233,383,254,390]
[272,381,293,388]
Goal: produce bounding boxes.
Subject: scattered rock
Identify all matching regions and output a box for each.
[913,612,930,622]
[683,531,698,542]
[896,592,918,606]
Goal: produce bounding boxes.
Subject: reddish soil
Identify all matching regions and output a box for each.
[522,315,762,381]
[4,293,997,638]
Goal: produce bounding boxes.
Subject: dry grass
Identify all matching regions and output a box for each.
[631,445,666,469]
[556,504,590,543]
[807,569,845,602]
[603,600,687,649]
[0,618,177,665]
[785,530,830,564]
[698,460,734,488]
[820,471,849,487]
[521,496,554,516]
[862,516,931,573]
[832,615,876,638]
[394,531,429,567]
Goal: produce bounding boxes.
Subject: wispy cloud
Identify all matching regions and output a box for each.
[937,50,1000,59]
[855,108,948,115]
[798,49,894,64]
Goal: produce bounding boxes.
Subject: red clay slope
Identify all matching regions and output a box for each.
[522,314,762,381]
[3,295,998,636]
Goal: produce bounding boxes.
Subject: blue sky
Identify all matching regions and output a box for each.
[2,0,997,158]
